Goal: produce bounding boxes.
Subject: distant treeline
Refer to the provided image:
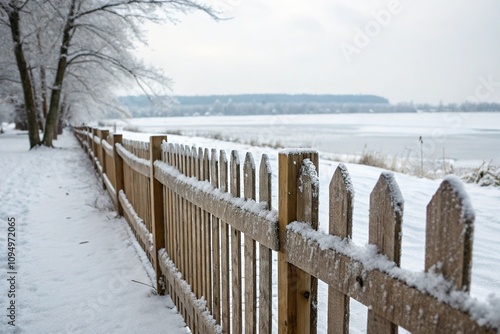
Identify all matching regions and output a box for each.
[117,94,500,118]
[121,93,388,107]
[174,94,389,105]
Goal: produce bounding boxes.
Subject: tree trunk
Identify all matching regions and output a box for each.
[37,31,49,121]
[43,0,76,147]
[29,66,44,132]
[57,105,65,136]
[8,8,40,148]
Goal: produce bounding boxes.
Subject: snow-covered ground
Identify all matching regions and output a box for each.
[0,129,188,333]
[1,117,499,333]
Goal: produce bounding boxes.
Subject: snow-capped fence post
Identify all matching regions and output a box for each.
[86,126,92,159]
[367,172,404,334]
[425,176,475,291]
[278,149,319,334]
[328,163,354,334]
[150,135,167,295]
[92,127,98,170]
[102,133,116,197]
[98,129,109,190]
[112,134,124,215]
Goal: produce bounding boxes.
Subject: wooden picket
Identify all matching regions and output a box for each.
[73,127,498,334]
[258,154,273,334]
[328,163,353,334]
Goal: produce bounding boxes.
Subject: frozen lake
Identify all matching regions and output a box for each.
[117,112,500,166]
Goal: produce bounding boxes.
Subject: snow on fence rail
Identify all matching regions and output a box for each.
[73,126,498,334]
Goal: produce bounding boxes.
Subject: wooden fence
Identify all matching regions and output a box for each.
[73,126,498,334]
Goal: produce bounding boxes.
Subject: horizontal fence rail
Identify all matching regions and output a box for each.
[73,126,498,334]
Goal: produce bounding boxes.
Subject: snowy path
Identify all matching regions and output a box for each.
[0,131,188,333]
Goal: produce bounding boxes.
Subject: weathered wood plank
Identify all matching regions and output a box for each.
[195,147,203,299]
[258,154,272,334]
[231,150,242,334]
[181,146,188,281]
[191,147,200,299]
[328,163,353,334]
[244,152,257,334]
[99,130,109,189]
[211,148,221,324]
[367,172,403,334]
[284,224,496,334]
[203,148,212,312]
[113,135,124,215]
[185,146,192,289]
[425,176,475,291]
[220,150,231,333]
[173,145,181,270]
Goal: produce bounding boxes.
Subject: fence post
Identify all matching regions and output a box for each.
[150,135,167,295]
[278,150,319,334]
[113,134,124,215]
[328,163,353,334]
[367,172,403,334]
[99,129,109,190]
[86,126,92,159]
[92,128,98,170]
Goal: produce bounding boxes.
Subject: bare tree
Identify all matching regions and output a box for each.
[1,0,220,148]
[0,0,41,148]
[41,0,219,147]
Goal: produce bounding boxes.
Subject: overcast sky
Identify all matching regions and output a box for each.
[136,0,500,104]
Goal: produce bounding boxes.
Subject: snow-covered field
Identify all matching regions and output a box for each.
[2,111,499,333]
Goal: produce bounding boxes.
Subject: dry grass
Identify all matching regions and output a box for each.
[357,151,391,170]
